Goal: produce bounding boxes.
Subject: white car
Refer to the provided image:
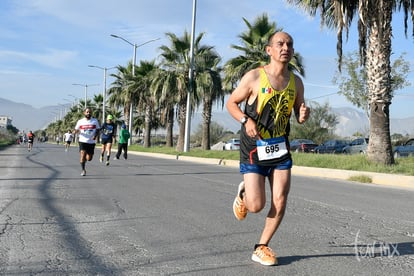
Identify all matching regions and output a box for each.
[342,138,369,154]
[223,139,240,150]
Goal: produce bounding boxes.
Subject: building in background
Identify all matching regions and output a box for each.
[0,115,12,129]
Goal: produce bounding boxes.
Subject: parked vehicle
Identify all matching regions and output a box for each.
[314,139,349,154]
[223,138,240,150]
[342,138,369,154]
[393,138,414,158]
[289,139,318,153]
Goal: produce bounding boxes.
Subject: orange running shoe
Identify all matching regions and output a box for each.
[233,181,247,220]
[251,245,278,266]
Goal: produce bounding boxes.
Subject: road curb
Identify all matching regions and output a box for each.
[130,151,414,189]
[291,166,414,189]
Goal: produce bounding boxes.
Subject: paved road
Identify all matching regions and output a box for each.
[0,143,413,275]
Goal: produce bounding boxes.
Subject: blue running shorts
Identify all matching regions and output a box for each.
[240,158,292,177]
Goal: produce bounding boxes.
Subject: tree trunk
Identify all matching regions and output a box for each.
[201,97,212,150]
[143,105,152,148]
[368,102,393,164]
[165,106,174,147]
[123,104,131,141]
[176,101,187,152]
[124,105,130,127]
[366,0,394,165]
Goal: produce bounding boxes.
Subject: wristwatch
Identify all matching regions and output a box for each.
[240,116,249,125]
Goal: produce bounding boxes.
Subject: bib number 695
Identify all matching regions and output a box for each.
[265,144,280,154]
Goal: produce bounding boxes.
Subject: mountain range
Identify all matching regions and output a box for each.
[1,97,413,138]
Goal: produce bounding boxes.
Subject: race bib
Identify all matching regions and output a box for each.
[256,136,288,161]
[84,129,94,136]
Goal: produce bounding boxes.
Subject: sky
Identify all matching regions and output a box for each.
[0,0,413,120]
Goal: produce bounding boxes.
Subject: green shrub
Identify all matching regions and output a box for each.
[348,175,372,183]
[128,145,413,176]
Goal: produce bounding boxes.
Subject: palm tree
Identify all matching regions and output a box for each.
[194,47,224,150]
[60,106,79,132]
[157,31,208,151]
[224,13,305,91]
[92,94,103,123]
[132,60,158,148]
[286,0,413,165]
[107,63,135,134]
[151,67,177,147]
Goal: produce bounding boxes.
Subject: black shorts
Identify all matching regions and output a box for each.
[65,141,71,145]
[79,142,96,155]
[101,138,112,145]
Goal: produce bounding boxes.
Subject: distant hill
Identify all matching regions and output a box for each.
[334,107,369,137]
[1,97,413,137]
[0,98,59,132]
[332,107,414,137]
[195,107,414,138]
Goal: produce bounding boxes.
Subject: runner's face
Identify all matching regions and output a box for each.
[84,109,92,119]
[267,33,294,62]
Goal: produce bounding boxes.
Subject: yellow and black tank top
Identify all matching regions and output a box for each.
[240,67,297,165]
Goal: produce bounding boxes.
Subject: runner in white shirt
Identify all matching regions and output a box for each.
[74,108,100,176]
[63,130,73,152]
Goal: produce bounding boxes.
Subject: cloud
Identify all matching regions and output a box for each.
[0,49,78,69]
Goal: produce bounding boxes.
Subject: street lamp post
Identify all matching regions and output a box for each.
[88,65,116,124]
[72,83,99,109]
[184,0,197,152]
[51,112,59,122]
[110,34,160,145]
[58,103,69,118]
[68,94,80,111]
[63,98,72,106]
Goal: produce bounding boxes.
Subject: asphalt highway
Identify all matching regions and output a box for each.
[0,143,413,275]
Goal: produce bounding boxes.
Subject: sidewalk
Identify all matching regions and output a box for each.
[130,151,414,189]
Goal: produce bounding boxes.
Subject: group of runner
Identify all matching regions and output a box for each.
[27,108,130,177]
[73,108,130,176]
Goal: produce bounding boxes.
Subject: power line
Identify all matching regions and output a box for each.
[309,92,340,100]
